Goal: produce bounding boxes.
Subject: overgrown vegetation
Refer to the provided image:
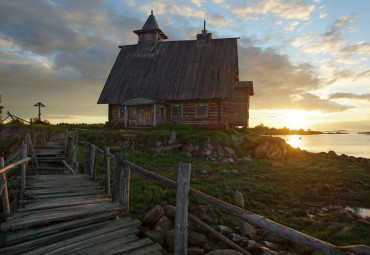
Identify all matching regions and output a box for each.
[248,123,323,136]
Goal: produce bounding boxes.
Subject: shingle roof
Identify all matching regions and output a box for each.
[97,38,240,104]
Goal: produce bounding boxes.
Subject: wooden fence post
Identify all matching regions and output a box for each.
[112,154,123,203]
[122,165,130,214]
[26,133,38,169]
[104,147,110,195]
[84,142,90,175]
[21,141,27,200]
[174,163,191,255]
[0,157,10,220]
[90,144,96,180]
[64,129,68,156]
[68,136,73,162]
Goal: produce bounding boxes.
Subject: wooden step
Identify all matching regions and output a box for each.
[21,218,141,254]
[1,203,123,232]
[0,211,121,248]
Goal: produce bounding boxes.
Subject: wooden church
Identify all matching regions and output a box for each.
[98,11,253,129]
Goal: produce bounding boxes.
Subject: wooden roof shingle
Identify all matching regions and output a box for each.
[97,38,239,104]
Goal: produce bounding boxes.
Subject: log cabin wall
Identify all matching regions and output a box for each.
[223,89,249,127]
[109,104,119,122]
[165,99,223,126]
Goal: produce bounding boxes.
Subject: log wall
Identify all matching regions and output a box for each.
[223,89,250,127]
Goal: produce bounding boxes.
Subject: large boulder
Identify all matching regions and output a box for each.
[253,138,288,159]
[143,205,166,227]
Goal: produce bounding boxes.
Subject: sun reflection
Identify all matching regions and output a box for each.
[286,135,302,148]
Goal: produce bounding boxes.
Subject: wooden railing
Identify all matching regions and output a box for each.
[65,131,363,255]
[0,142,31,220]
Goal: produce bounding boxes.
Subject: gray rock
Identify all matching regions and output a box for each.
[234,191,245,208]
[153,216,174,233]
[240,239,259,250]
[206,250,244,255]
[188,231,208,247]
[201,169,208,174]
[168,131,177,144]
[227,233,247,244]
[224,146,235,155]
[163,205,176,220]
[216,225,235,235]
[143,205,165,227]
[328,150,338,159]
[188,248,204,255]
[203,242,222,253]
[243,156,253,161]
[231,169,239,175]
[240,222,256,237]
[166,229,175,252]
[144,231,165,246]
[262,241,286,251]
[155,141,162,147]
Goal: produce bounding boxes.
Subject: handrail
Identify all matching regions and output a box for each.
[0,157,31,175]
[122,159,348,255]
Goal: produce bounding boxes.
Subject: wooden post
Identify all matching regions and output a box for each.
[124,106,128,128]
[68,136,73,162]
[112,154,123,203]
[0,157,10,220]
[21,141,27,200]
[153,104,156,127]
[89,144,96,180]
[84,142,90,174]
[72,138,78,163]
[33,131,37,147]
[64,129,68,155]
[104,147,110,195]
[73,161,79,173]
[30,118,33,134]
[26,133,38,169]
[122,165,130,214]
[174,163,191,255]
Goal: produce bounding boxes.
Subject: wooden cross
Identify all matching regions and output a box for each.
[33,102,45,122]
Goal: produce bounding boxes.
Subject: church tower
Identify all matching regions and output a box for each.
[133,11,168,53]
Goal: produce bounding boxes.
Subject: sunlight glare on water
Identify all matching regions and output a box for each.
[286,135,302,148]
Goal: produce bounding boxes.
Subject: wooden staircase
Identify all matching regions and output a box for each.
[0,132,163,254]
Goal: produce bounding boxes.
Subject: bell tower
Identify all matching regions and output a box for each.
[133,11,168,53]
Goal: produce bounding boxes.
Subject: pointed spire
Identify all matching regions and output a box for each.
[133,11,168,40]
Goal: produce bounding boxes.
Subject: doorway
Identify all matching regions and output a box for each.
[138,106,152,126]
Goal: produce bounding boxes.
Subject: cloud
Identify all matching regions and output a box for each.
[328,93,370,101]
[238,43,352,112]
[208,14,232,28]
[231,0,315,21]
[339,41,370,57]
[137,0,205,19]
[284,21,300,32]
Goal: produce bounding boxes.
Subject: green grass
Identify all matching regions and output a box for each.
[66,124,370,247]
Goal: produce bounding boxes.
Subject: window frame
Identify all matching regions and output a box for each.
[195,104,208,118]
[170,104,183,119]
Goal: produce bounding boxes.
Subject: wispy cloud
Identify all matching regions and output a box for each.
[328,93,370,101]
[231,0,315,21]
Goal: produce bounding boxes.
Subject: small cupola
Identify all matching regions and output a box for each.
[133,10,168,53]
[196,21,212,47]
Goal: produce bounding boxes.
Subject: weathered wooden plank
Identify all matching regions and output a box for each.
[113,154,123,203]
[26,190,105,199]
[23,220,140,255]
[0,158,10,219]
[104,147,110,195]
[90,144,97,180]
[8,202,115,222]
[0,211,120,248]
[85,235,139,255]
[103,238,153,254]
[25,187,101,196]
[174,163,191,255]
[0,220,112,254]
[123,243,163,255]
[21,141,27,200]
[61,159,76,174]
[20,198,111,212]
[0,157,31,175]
[1,203,123,232]
[122,165,130,214]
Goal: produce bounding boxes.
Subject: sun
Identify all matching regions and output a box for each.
[282,110,310,130]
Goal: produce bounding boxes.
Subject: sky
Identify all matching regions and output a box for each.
[0,0,369,131]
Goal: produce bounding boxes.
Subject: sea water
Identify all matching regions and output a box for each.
[274,132,370,158]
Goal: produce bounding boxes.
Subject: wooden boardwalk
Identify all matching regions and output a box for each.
[0,132,162,254]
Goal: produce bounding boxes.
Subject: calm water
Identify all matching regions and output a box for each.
[274,132,370,159]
